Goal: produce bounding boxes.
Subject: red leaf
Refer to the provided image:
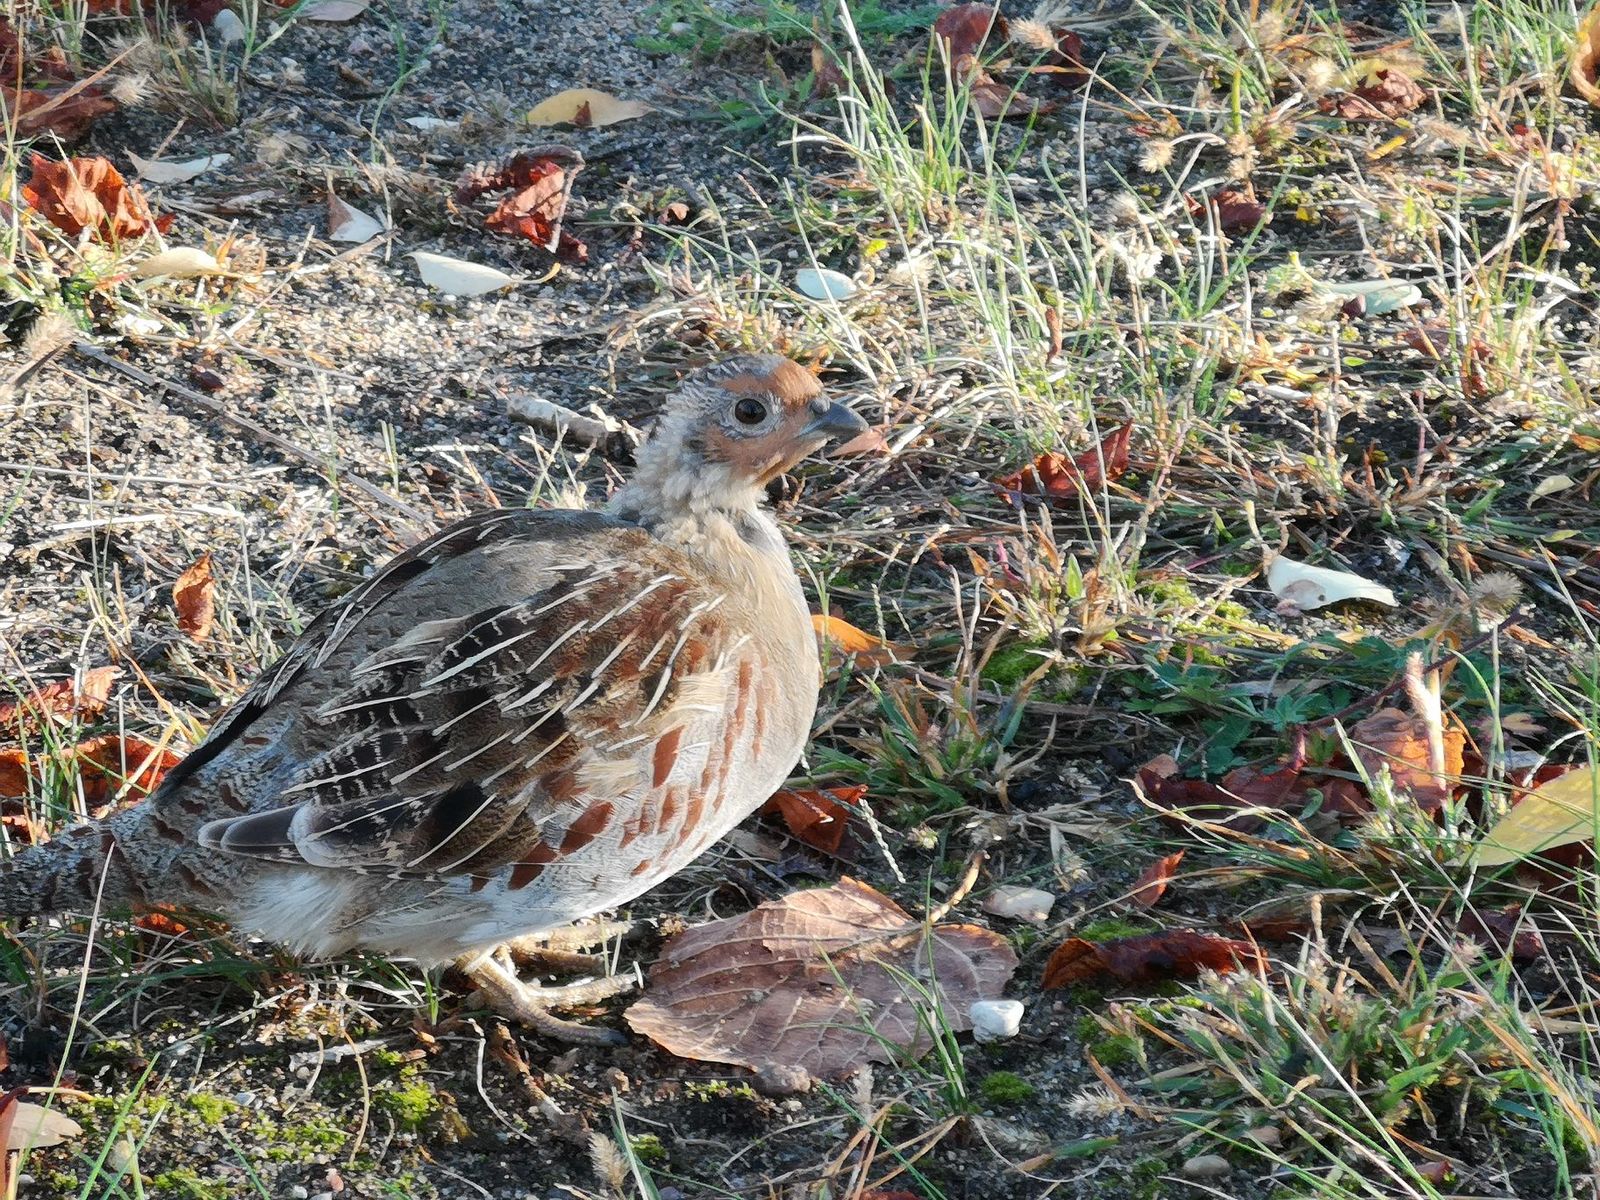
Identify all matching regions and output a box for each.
[1457,906,1545,963]
[1186,188,1269,234]
[456,147,587,261]
[1033,28,1088,90]
[968,70,1057,120]
[761,785,866,855]
[933,4,1006,62]
[0,666,118,732]
[1129,851,1184,909]
[23,155,164,241]
[1043,930,1264,988]
[995,421,1132,500]
[1322,68,1428,119]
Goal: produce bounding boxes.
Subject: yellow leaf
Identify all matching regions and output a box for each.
[1472,766,1600,866]
[526,88,652,128]
[1572,5,1600,108]
[812,614,902,667]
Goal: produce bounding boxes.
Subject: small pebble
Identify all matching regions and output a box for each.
[1183,1154,1232,1179]
[970,999,1024,1043]
[288,1188,309,1200]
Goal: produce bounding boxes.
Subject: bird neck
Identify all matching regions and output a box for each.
[608,458,791,583]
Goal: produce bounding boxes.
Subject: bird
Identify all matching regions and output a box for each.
[0,354,867,1043]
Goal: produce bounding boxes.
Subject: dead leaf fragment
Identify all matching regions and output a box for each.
[995,421,1133,500]
[70,733,183,814]
[0,667,118,732]
[626,877,1018,1079]
[173,552,216,640]
[1043,930,1264,988]
[23,154,167,241]
[934,4,1007,61]
[1346,706,1464,814]
[455,148,586,261]
[1186,188,1269,234]
[1324,67,1428,119]
[812,614,902,667]
[760,785,866,854]
[1573,5,1600,106]
[1129,851,1184,908]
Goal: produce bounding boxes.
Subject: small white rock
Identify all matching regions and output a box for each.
[795,267,857,301]
[982,886,1057,924]
[970,999,1024,1043]
[211,9,245,44]
[1183,1154,1232,1178]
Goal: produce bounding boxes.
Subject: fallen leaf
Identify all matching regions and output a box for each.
[1573,5,1600,107]
[411,251,518,297]
[1458,905,1546,962]
[131,246,226,279]
[981,885,1056,924]
[23,154,167,241]
[326,193,386,243]
[995,421,1133,500]
[796,266,857,300]
[70,733,183,813]
[0,667,118,732]
[626,877,1018,1080]
[1043,930,1264,988]
[173,552,216,640]
[0,20,116,140]
[526,87,650,127]
[5,1100,81,1150]
[1130,851,1184,908]
[812,614,902,667]
[1186,189,1268,234]
[968,68,1057,120]
[1324,67,1428,119]
[1138,754,1311,832]
[933,4,1007,62]
[455,148,586,261]
[1473,766,1600,867]
[1345,706,1464,814]
[1034,27,1088,90]
[125,151,230,184]
[0,750,28,799]
[1266,555,1397,614]
[1530,474,1576,503]
[760,785,866,854]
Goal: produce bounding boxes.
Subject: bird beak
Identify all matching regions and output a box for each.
[800,398,869,442]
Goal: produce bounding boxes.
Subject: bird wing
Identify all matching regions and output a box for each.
[177,508,751,878]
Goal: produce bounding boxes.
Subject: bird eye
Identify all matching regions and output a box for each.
[733,397,768,426]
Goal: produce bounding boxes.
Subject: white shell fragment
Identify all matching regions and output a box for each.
[1266,555,1397,614]
[981,886,1057,924]
[410,251,517,298]
[302,0,369,20]
[1319,278,1423,315]
[211,9,245,44]
[403,116,457,131]
[327,194,386,243]
[970,999,1024,1043]
[796,267,857,301]
[126,152,230,184]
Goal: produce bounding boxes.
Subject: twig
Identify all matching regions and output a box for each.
[72,342,430,530]
[926,847,987,925]
[505,393,642,464]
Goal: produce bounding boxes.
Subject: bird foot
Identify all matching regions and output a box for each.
[462,948,640,1047]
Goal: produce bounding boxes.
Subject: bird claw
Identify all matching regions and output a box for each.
[463,948,639,1047]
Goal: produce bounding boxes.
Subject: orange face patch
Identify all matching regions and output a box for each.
[719,360,821,411]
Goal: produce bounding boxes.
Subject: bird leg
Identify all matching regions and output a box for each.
[502,917,637,976]
[461,945,640,1047]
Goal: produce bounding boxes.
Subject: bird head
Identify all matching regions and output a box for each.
[627,354,868,516]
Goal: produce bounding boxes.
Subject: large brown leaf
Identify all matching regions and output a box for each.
[173,553,217,641]
[626,878,1017,1082]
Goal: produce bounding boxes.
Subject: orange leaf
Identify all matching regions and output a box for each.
[0,666,118,732]
[995,421,1133,500]
[1043,930,1263,989]
[761,785,867,855]
[1574,6,1600,107]
[1129,851,1184,909]
[173,552,217,641]
[22,154,165,241]
[0,749,28,800]
[455,148,587,262]
[70,733,183,814]
[812,614,902,667]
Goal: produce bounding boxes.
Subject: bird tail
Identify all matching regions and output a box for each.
[0,812,153,920]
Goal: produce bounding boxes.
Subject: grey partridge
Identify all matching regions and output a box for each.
[0,355,866,1042]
